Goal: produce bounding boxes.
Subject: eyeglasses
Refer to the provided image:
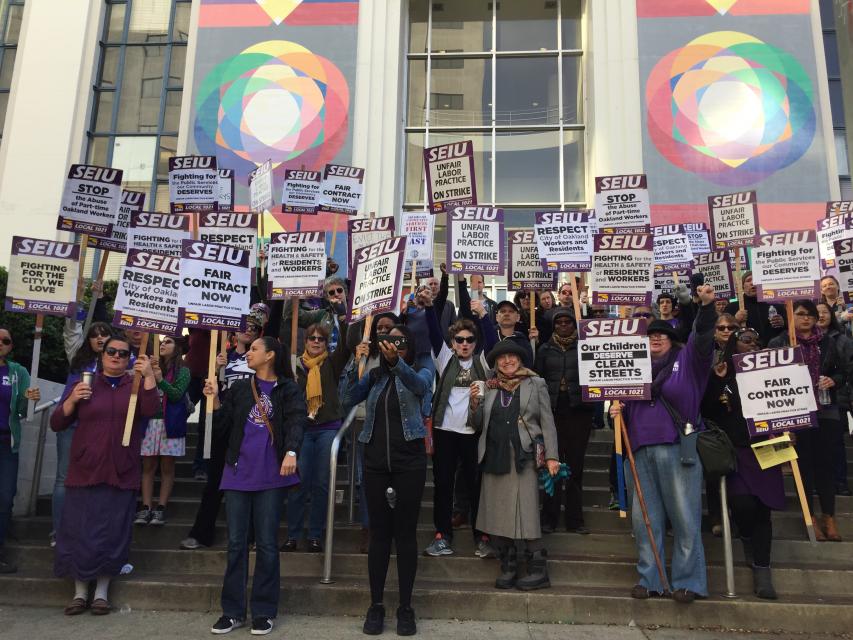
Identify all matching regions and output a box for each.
[794,311,815,318]
[307,335,328,343]
[326,287,344,295]
[632,312,653,319]
[648,333,670,340]
[453,335,476,344]
[716,325,738,332]
[105,347,131,359]
[245,325,261,334]
[161,339,174,345]
[737,334,758,345]
[0,338,11,346]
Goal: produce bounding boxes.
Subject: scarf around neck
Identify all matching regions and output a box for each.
[488,366,537,394]
[650,345,681,399]
[551,330,578,352]
[301,351,329,419]
[797,328,823,391]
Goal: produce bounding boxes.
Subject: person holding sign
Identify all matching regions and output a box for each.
[51,335,159,615]
[820,275,851,333]
[204,337,306,636]
[609,285,717,604]
[341,325,434,637]
[724,272,786,346]
[0,327,40,574]
[769,300,846,542]
[701,327,783,599]
[469,341,559,591]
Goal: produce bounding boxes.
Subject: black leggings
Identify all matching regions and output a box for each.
[730,494,772,567]
[542,400,593,529]
[798,416,842,516]
[364,467,426,608]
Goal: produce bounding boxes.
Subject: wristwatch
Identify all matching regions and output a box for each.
[286,451,296,457]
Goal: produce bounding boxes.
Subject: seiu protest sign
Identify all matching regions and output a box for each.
[6,237,80,317]
[578,318,651,401]
[113,250,181,335]
[57,164,123,237]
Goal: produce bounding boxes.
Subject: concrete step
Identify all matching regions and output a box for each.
[0,571,850,634]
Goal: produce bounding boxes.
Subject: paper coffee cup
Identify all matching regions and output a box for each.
[474,380,486,397]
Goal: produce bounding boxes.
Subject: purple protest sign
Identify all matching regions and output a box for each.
[590,233,654,305]
[593,175,650,232]
[534,210,595,272]
[177,240,251,332]
[751,231,821,302]
[694,250,735,300]
[709,191,759,248]
[734,346,817,438]
[827,201,853,217]
[652,224,695,274]
[508,230,556,292]
[88,189,145,253]
[267,231,327,299]
[113,250,181,335]
[128,211,192,257]
[683,222,711,257]
[423,140,477,214]
[348,236,407,322]
[578,318,651,401]
[168,155,219,214]
[834,237,853,304]
[316,164,365,215]
[816,213,852,269]
[5,236,80,317]
[57,164,123,237]
[282,169,321,214]
[447,206,504,275]
[348,216,395,270]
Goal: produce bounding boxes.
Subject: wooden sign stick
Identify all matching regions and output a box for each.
[218,330,228,383]
[329,214,340,257]
[290,296,300,377]
[75,234,90,303]
[203,329,218,459]
[82,250,110,340]
[410,260,418,297]
[734,248,745,312]
[529,291,537,355]
[122,332,149,447]
[784,299,817,544]
[26,314,44,421]
[357,314,374,379]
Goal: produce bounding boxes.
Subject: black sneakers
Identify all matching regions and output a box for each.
[250,617,274,635]
[210,615,244,634]
[362,603,385,635]
[396,605,416,636]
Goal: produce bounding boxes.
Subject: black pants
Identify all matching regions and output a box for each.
[730,494,772,567]
[432,429,480,541]
[188,432,227,546]
[364,467,426,608]
[798,415,842,516]
[542,398,593,529]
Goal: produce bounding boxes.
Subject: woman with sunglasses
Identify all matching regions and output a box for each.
[51,321,112,548]
[285,275,348,352]
[769,300,846,541]
[283,322,352,552]
[204,337,306,636]
[701,327,784,598]
[342,325,434,636]
[51,335,159,615]
[0,327,40,574]
[136,335,190,527]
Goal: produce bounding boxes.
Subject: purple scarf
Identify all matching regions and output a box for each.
[650,346,681,399]
[797,329,823,401]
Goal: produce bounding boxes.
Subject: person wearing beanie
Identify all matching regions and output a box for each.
[724,271,785,345]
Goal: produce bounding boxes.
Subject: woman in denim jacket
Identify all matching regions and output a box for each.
[342,325,434,637]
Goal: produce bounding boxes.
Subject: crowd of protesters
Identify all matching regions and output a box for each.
[0,265,851,635]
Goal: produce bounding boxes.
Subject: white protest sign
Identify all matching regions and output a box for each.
[348,217,395,268]
[835,237,853,304]
[249,160,274,213]
[218,169,234,210]
[508,230,556,292]
[593,175,650,232]
[423,140,477,214]
[88,189,145,253]
[590,234,654,305]
[169,155,218,214]
[447,206,505,275]
[316,164,364,215]
[751,231,820,302]
[816,213,852,269]
[734,346,817,437]
[400,212,435,263]
[694,250,735,300]
[113,250,180,335]
[5,237,80,317]
[267,231,327,299]
[709,191,759,248]
[57,164,123,237]
[198,211,259,277]
[128,211,192,257]
[348,237,407,322]
[578,318,652,401]
[652,224,694,273]
[534,210,596,272]
[684,222,711,256]
[654,268,690,299]
[178,240,251,332]
[282,169,321,214]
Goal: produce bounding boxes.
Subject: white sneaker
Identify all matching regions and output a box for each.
[250,617,274,635]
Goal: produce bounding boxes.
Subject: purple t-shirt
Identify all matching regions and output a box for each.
[220,379,299,491]
[0,366,11,441]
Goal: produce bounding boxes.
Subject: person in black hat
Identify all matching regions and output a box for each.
[470,340,559,591]
[724,271,785,346]
[494,301,534,368]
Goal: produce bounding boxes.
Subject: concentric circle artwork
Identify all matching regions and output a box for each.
[646,31,816,187]
[194,40,349,175]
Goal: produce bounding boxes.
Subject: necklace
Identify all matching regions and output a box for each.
[500,389,513,407]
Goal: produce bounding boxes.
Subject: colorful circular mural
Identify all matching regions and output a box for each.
[646,31,816,187]
[194,40,349,176]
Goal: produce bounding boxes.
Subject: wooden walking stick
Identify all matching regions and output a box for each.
[122,333,149,446]
[617,404,670,592]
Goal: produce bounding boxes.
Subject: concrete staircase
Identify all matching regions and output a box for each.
[3,428,853,632]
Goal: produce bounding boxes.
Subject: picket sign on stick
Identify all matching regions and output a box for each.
[410,260,418,296]
[290,297,300,377]
[529,291,537,355]
[784,300,818,544]
[204,329,219,459]
[734,249,745,311]
[218,331,228,383]
[122,332,150,446]
[329,214,340,257]
[357,314,374,379]
[82,250,110,340]
[75,234,90,302]
[26,315,44,421]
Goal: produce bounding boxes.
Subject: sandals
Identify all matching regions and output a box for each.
[64,598,88,616]
[90,598,111,615]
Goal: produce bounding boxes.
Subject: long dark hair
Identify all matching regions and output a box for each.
[160,335,187,380]
[369,312,399,359]
[70,322,113,373]
[255,336,293,380]
[816,301,843,335]
[719,327,761,380]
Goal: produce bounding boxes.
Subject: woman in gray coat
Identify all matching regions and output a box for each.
[469,341,559,591]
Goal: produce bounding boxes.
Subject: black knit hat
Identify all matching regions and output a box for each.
[486,339,529,368]
[646,319,678,341]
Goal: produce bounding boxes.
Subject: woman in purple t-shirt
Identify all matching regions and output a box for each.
[203,337,307,636]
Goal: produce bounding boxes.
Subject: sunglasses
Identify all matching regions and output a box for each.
[632,312,653,319]
[0,338,11,346]
[716,325,738,332]
[327,287,344,295]
[307,335,327,343]
[245,325,261,334]
[737,334,758,344]
[453,335,476,344]
[794,312,815,318]
[105,347,131,359]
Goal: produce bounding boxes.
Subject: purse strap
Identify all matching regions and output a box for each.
[657,395,700,436]
[251,377,275,442]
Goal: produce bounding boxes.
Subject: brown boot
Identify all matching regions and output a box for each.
[812,516,827,542]
[821,515,842,542]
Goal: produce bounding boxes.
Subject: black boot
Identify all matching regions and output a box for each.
[740,537,754,568]
[396,605,417,636]
[494,544,518,589]
[516,549,550,591]
[362,604,384,635]
[752,566,777,600]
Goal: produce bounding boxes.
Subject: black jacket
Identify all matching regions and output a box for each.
[724,297,785,347]
[214,375,307,467]
[768,332,846,408]
[534,338,583,409]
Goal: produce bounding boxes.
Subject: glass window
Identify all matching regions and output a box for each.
[404,132,426,204]
[112,135,157,185]
[496,0,558,52]
[0,1,25,143]
[495,56,558,125]
[836,131,850,177]
[829,79,844,128]
[172,2,190,42]
[819,0,835,29]
[430,1,492,53]
[128,0,171,43]
[157,135,178,179]
[409,0,428,53]
[0,49,15,89]
[153,182,171,212]
[3,4,23,45]
[105,3,126,42]
[0,92,7,137]
[115,45,165,132]
[163,90,182,132]
[93,90,115,130]
[561,0,582,50]
[87,136,112,167]
[562,129,585,203]
[824,32,839,77]
[495,130,560,203]
[407,59,427,127]
[431,56,491,126]
[168,44,186,87]
[561,55,582,124]
[99,46,120,87]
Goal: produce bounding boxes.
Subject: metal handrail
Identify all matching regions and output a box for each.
[321,405,360,585]
[719,476,737,598]
[26,396,63,516]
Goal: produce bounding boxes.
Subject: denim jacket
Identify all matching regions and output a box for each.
[342,355,434,444]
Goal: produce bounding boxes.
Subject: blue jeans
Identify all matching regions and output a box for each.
[286,429,335,540]
[222,488,284,620]
[52,427,75,535]
[625,443,707,595]
[0,440,18,547]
